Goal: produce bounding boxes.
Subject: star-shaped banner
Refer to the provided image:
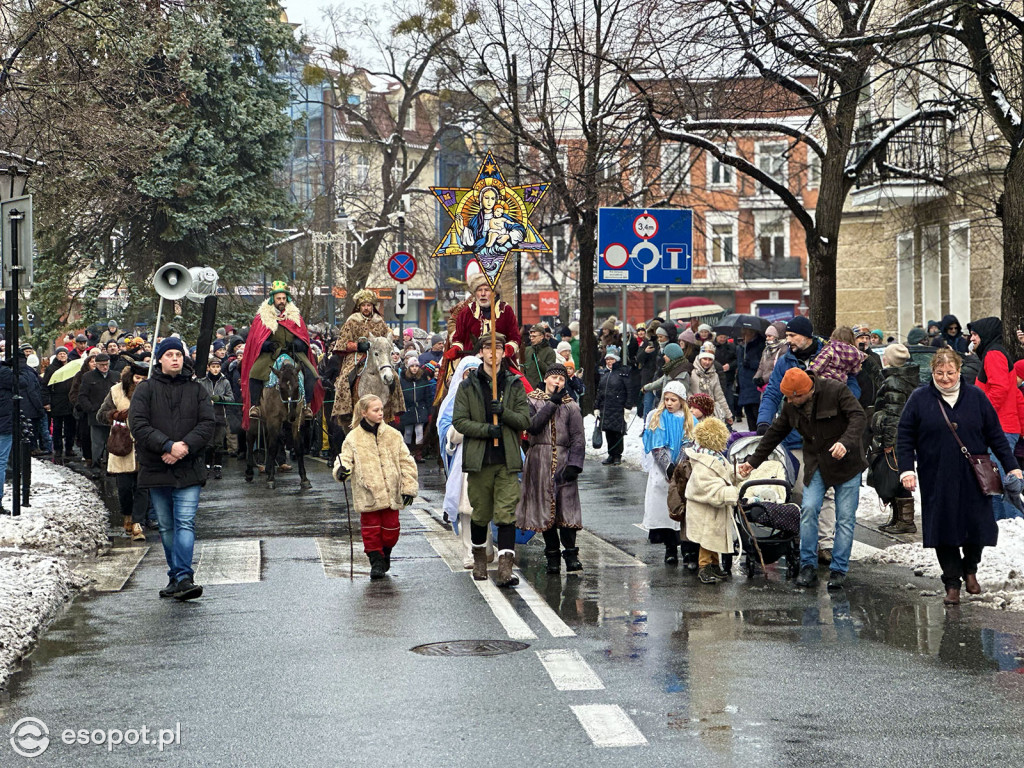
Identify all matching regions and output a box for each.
[429,152,550,290]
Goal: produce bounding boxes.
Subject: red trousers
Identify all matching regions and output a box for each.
[361,508,400,553]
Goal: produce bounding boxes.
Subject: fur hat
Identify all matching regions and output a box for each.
[780,367,813,397]
[786,315,813,338]
[882,343,910,368]
[694,417,730,454]
[687,393,716,417]
[352,288,378,307]
[468,273,490,294]
[600,316,619,332]
[603,345,621,361]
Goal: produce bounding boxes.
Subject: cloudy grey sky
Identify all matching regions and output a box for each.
[280,0,340,33]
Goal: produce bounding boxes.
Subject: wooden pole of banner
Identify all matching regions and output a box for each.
[491,290,499,448]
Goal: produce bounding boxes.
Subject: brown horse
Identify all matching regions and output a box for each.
[245,355,311,490]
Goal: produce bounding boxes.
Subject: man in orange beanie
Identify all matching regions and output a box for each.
[738,371,866,591]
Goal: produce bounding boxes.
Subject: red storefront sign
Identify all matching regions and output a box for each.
[538,291,559,316]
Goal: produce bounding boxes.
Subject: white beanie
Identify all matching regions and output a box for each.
[556,341,573,355]
[663,380,688,401]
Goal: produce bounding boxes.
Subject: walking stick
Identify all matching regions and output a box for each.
[341,478,354,579]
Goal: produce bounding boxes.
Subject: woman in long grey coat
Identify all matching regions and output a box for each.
[516,364,585,574]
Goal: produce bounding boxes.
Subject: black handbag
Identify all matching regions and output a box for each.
[866,447,900,501]
[938,401,1003,496]
[592,417,603,450]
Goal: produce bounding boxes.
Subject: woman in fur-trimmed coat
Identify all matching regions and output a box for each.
[516,365,586,574]
[334,394,419,580]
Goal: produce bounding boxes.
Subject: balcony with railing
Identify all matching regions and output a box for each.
[849,117,948,206]
[739,257,802,281]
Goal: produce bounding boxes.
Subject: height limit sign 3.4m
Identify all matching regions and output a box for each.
[597,208,692,286]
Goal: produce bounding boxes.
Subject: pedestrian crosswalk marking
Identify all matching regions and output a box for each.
[515,578,576,637]
[575,529,646,568]
[471,577,537,640]
[537,649,604,691]
[315,536,370,578]
[571,704,647,747]
[76,547,150,592]
[194,540,261,585]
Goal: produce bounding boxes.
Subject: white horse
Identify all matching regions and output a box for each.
[353,336,404,425]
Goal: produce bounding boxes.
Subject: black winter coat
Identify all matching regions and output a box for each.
[636,339,662,387]
[897,380,1015,547]
[399,371,435,427]
[44,362,75,418]
[0,366,45,431]
[596,362,631,433]
[78,368,117,426]
[129,371,215,489]
[857,349,884,410]
[870,364,920,450]
[736,335,766,408]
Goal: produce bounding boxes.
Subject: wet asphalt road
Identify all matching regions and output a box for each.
[1,457,1024,767]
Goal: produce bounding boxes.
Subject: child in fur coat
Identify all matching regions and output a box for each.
[683,417,739,585]
[334,394,419,580]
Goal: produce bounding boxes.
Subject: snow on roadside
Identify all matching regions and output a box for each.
[865,518,1024,611]
[0,459,111,689]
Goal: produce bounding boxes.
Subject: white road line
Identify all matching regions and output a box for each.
[571,704,647,748]
[410,508,468,572]
[471,577,537,640]
[77,547,150,592]
[576,529,646,568]
[516,578,576,637]
[315,536,370,578]
[194,540,261,585]
[849,539,883,561]
[536,649,604,691]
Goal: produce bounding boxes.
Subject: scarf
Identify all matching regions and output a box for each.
[933,376,961,407]
[359,418,381,435]
[643,408,688,462]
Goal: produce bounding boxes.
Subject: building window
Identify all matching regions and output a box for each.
[404,103,416,131]
[661,143,689,190]
[948,222,971,322]
[707,146,735,188]
[705,213,737,265]
[355,154,370,185]
[754,212,788,260]
[806,152,821,189]
[756,141,788,195]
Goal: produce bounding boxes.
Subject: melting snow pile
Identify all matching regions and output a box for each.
[0,460,110,688]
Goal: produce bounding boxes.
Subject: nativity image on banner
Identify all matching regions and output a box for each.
[430,152,551,289]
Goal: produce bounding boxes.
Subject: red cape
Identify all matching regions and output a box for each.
[240,307,324,429]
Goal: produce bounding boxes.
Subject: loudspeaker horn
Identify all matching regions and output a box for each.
[153,262,192,301]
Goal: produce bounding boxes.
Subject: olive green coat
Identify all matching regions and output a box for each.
[453,367,530,473]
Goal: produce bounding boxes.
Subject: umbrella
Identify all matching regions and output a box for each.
[714,314,770,335]
[45,358,84,385]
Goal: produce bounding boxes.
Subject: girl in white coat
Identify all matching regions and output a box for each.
[641,380,696,563]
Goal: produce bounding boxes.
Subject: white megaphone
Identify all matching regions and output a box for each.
[148,262,194,378]
[154,262,193,300]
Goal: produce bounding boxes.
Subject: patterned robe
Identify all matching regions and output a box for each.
[330,310,397,421]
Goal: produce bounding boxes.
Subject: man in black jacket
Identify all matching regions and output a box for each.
[130,337,215,601]
[78,353,117,471]
[0,361,44,512]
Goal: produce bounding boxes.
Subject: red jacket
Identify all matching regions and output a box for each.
[977,348,1019,434]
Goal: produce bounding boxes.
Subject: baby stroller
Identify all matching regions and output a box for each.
[733,478,801,580]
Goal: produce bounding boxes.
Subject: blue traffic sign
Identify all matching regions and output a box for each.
[597,207,692,285]
[388,251,417,283]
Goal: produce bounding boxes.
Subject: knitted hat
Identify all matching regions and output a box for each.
[906,327,927,345]
[95,353,110,362]
[687,393,716,417]
[662,342,684,361]
[871,329,883,339]
[556,341,573,355]
[545,363,569,380]
[698,341,716,362]
[654,325,669,338]
[212,339,226,351]
[698,323,713,335]
[780,367,813,397]
[882,343,910,368]
[468,273,490,294]
[154,336,185,361]
[663,380,688,401]
[430,334,445,346]
[54,347,68,358]
[852,324,871,338]
[568,321,579,334]
[601,316,619,332]
[786,315,813,338]
[694,417,730,454]
[604,345,621,361]
[680,328,697,346]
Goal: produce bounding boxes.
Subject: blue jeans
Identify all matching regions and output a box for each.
[0,433,12,490]
[990,431,1022,521]
[642,391,657,418]
[800,470,861,573]
[150,485,201,582]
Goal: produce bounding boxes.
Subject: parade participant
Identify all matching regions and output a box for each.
[198,357,232,480]
[241,281,323,428]
[129,337,215,600]
[333,394,419,580]
[516,363,586,574]
[684,417,739,584]
[443,273,522,363]
[897,348,1023,604]
[739,368,867,591]
[437,356,494,568]
[331,288,393,425]
[642,381,696,564]
[452,334,531,587]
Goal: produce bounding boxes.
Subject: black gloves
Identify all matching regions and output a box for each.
[556,465,581,484]
[402,494,415,507]
[357,340,370,353]
[756,423,769,436]
[487,424,502,440]
[549,388,566,403]
[292,339,308,354]
[490,399,504,418]
[260,340,277,354]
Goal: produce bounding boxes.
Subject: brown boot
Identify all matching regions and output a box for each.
[887,497,917,534]
[122,515,133,538]
[944,586,961,605]
[472,545,488,581]
[495,550,519,587]
[131,523,146,542]
[964,573,982,595]
[877,501,900,532]
[413,445,424,464]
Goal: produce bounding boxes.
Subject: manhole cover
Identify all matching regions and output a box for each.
[410,640,530,657]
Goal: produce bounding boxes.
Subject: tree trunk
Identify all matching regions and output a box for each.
[1001,149,1024,351]
[806,236,837,339]
[576,210,598,413]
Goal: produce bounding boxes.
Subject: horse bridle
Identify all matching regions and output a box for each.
[272,362,304,410]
